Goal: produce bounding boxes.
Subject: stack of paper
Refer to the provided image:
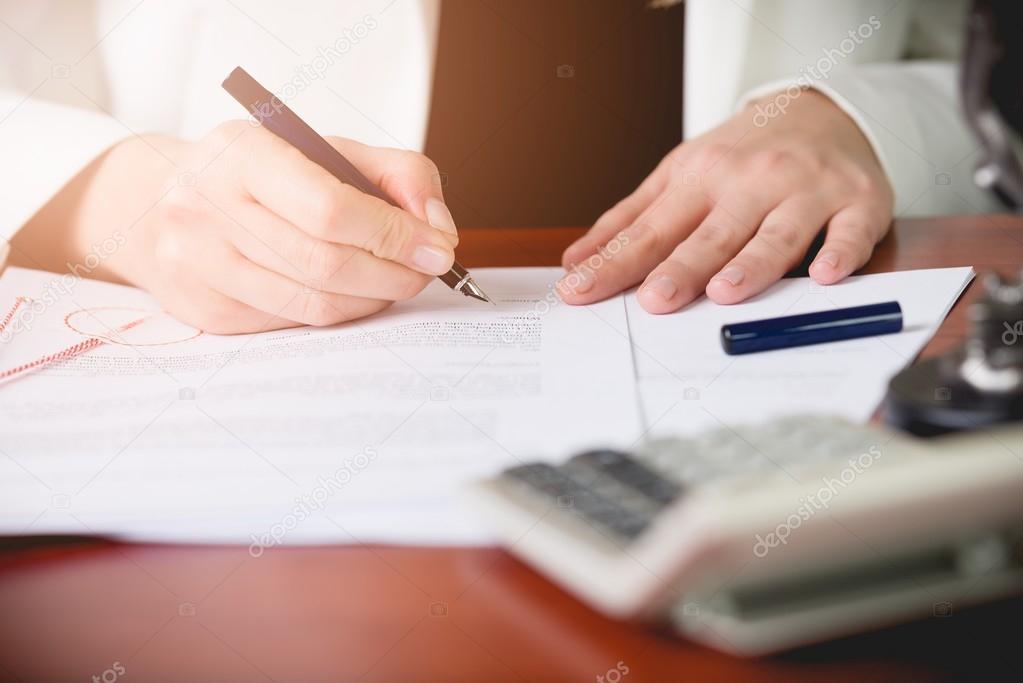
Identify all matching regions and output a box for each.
[0,265,972,545]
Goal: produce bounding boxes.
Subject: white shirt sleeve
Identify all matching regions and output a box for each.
[739,62,1003,217]
[0,90,127,245]
[0,0,440,258]
[727,0,1001,217]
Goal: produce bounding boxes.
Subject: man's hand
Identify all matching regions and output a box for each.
[17,121,458,333]
[558,90,894,313]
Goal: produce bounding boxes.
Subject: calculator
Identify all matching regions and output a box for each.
[467,416,1023,655]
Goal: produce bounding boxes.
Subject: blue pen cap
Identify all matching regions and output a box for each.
[721,301,903,355]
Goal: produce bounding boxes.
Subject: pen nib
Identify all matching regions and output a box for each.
[461,278,494,304]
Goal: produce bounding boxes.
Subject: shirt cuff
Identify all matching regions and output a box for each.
[736,64,1002,217]
[0,93,129,243]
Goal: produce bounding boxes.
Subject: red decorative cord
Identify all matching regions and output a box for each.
[0,296,28,337]
[0,313,146,383]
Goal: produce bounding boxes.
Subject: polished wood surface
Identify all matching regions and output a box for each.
[2,216,1022,683]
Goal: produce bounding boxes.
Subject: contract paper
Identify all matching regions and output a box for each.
[0,267,641,545]
[626,266,974,438]
[0,265,972,545]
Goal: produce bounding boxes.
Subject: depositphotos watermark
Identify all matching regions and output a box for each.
[500,230,632,344]
[0,231,126,342]
[248,446,377,557]
[596,660,630,683]
[249,15,379,126]
[752,15,881,127]
[560,230,632,295]
[91,661,125,683]
[753,444,882,558]
[1003,320,1023,345]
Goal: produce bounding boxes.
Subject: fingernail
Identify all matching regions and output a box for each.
[558,268,595,295]
[640,274,678,301]
[813,251,839,270]
[713,265,745,287]
[412,245,452,274]
[562,241,588,266]
[425,197,457,235]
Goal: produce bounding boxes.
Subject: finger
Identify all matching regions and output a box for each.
[557,186,711,305]
[562,167,667,267]
[238,128,455,274]
[636,192,777,313]
[706,194,837,304]
[809,205,889,285]
[325,138,457,242]
[210,199,432,301]
[161,281,298,335]
[193,236,392,326]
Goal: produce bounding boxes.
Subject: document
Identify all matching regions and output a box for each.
[0,265,972,545]
[0,267,642,545]
[626,266,974,438]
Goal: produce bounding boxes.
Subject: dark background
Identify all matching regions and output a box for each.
[424,0,685,228]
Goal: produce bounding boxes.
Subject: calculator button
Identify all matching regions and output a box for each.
[501,461,659,540]
[569,449,683,506]
[561,464,659,516]
[503,463,574,495]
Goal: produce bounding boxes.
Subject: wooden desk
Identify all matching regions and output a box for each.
[2,216,1022,683]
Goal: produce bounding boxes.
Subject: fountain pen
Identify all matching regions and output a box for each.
[222,67,492,304]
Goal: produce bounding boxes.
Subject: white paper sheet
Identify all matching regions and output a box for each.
[0,265,973,546]
[626,266,974,439]
[0,267,641,545]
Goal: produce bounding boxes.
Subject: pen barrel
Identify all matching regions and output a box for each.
[222,67,393,205]
[222,66,477,296]
[721,301,903,355]
[439,262,469,290]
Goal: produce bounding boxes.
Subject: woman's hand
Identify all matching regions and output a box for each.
[18,120,458,333]
[558,90,894,313]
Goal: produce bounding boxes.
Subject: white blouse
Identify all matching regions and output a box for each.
[0,0,440,242]
[0,0,1000,256]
